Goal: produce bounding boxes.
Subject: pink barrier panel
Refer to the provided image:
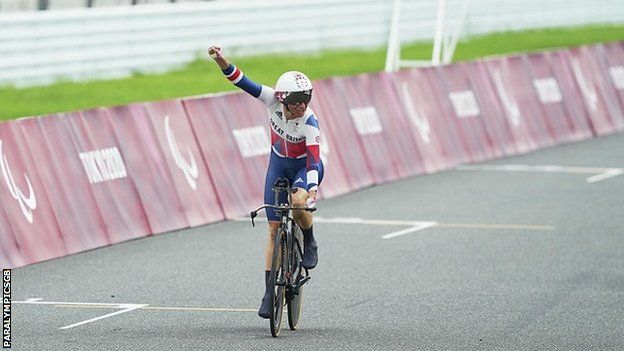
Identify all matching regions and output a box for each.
[0,121,67,266]
[600,42,624,114]
[526,52,592,143]
[481,58,537,153]
[465,61,519,156]
[18,114,111,255]
[312,78,376,188]
[329,73,425,183]
[143,100,225,226]
[389,68,464,173]
[540,51,595,141]
[306,98,353,199]
[434,63,501,162]
[567,45,624,135]
[106,104,189,234]
[68,109,151,241]
[304,88,360,198]
[0,193,22,267]
[483,57,553,150]
[183,94,268,218]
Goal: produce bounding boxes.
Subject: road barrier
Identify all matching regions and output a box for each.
[568,45,624,135]
[390,68,461,173]
[1,42,622,268]
[0,119,67,266]
[312,79,376,189]
[339,73,426,182]
[182,94,269,219]
[140,100,225,227]
[464,60,519,157]
[19,114,111,254]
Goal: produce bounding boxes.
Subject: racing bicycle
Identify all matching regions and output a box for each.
[250,178,315,337]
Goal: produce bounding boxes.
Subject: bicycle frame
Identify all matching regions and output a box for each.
[250,179,315,291]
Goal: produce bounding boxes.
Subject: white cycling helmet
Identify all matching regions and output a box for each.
[274,71,313,105]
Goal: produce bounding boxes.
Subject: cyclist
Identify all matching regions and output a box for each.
[208,45,324,319]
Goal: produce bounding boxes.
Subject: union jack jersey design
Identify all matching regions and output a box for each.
[222,64,322,190]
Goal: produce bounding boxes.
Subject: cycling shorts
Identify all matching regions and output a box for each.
[264,151,324,221]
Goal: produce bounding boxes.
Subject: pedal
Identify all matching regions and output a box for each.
[288,276,311,298]
[298,276,311,287]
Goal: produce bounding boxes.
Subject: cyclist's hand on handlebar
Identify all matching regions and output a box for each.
[306,190,317,209]
[208,45,223,59]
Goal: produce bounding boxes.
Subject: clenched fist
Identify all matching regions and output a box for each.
[208,45,223,59]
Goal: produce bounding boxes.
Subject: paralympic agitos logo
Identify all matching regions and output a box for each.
[165,115,199,190]
[0,139,37,224]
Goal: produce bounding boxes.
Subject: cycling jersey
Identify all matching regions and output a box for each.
[222,64,322,192]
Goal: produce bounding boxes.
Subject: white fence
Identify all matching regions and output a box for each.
[1,0,623,87]
[0,0,205,12]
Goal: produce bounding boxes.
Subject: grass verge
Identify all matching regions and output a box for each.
[1,24,623,121]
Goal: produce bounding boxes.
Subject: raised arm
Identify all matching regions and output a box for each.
[208,45,276,105]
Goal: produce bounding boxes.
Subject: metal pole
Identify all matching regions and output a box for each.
[431,0,446,65]
[443,0,471,64]
[384,0,402,72]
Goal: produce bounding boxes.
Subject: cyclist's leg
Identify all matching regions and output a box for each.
[290,187,312,228]
[291,160,324,269]
[291,159,324,229]
[258,220,279,320]
[264,222,280,269]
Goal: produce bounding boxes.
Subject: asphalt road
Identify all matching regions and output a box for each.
[10,132,624,350]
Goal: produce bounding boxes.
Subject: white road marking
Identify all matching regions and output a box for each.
[14,299,257,314]
[14,299,258,329]
[232,216,422,226]
[381,222,437,239]
[14,300,125,306]
[435,223,554,230]
[586,169,624,183]
[141,306,256,313]
[233,216,553,232]
[13,300,148,330]
[59,304,147,330]
[238,216,434,227]
[315,217,433,227]
[55,305,257,313]
[457,164,623,183]
[11,299,123,307]
[458,164,610,174]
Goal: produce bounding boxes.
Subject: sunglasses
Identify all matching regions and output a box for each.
[283,91,312,105]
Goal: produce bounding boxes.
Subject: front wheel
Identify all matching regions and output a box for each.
[288,226,305,330]
[269,229,286,337]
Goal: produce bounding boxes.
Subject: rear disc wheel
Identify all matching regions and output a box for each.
[288,228,305,330]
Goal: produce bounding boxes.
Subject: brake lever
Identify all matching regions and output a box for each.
[250,211,257,227]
